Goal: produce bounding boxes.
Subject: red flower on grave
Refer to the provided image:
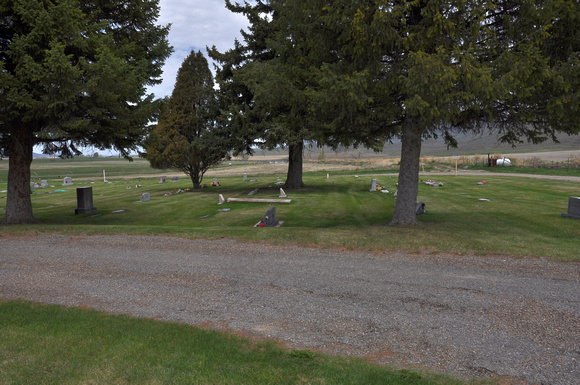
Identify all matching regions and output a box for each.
[259,223,265,227]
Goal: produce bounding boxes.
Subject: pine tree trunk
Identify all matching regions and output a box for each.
[190,172,202,189]
[2,126,37,224]
[389,120,422,226]
[284,142,305,189]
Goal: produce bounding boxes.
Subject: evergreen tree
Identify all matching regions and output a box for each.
[0,0,171,224]
[286,0,579,224]
[144,51,228,189]
[210,0,349,189]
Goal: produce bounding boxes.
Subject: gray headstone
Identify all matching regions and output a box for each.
[248,189,258,196]
[158,176,166,183]
[279,188,286,198]
[75,187,97,215]
[369,179,377,191]
[140,192,150,202]
[171,176,179,182]
[63,177,73,186]
[562,196,580,219]
[416,202,426,215]
[40,180,48,188]
[243,173,247,181]
[261,206,278,227]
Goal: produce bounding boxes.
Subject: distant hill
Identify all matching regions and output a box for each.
[299,132,580,159]
[32,153,52,158]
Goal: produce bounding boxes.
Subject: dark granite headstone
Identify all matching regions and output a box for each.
[261,206,278,227]
[416,201,425,216]
[561,196,580,219]
[75,187,97,215]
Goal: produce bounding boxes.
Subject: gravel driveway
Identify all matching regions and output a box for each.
[1,235,578,384]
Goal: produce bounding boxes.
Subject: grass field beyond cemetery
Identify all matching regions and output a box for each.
[1,157,578,262]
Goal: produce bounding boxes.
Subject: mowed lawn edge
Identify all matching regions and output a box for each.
[0,299,465,385]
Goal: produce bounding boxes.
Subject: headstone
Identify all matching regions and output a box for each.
[218,194,225,205]
[158,176,166,183]
[248,189,258,196]
[171,176,179,182]
[75,187,97,215]
[40,180,48,188]
[369,179,377,191]
[243,173,247,181]
[279,188,286,198]
[140,192,150,202]
[561,196,580,219]
[260,206,279,227]
[63,177,73,186]
[416,202,426,215]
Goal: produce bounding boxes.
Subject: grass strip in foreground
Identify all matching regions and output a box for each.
[0,300,464,385]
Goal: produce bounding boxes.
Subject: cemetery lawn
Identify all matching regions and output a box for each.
[0,157,578,262]
[0,299,462,385]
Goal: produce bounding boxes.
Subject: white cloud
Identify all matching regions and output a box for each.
[148,0,250,98]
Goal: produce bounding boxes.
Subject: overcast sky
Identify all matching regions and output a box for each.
[147,0,251,99]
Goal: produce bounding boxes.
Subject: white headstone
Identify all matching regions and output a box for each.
[158,176,166,183]
[279,188,286,198]
[369,179,377,191]
[140,192,150,202]
[243,173,247,181]
[63,177,73,186]
[40,180,48,188]
[218,194,225,205]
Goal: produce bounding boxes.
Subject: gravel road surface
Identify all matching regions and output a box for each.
[1,235,578,384]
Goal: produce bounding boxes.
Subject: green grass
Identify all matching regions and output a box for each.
[1,169,579,261]
[0,299,461,385]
